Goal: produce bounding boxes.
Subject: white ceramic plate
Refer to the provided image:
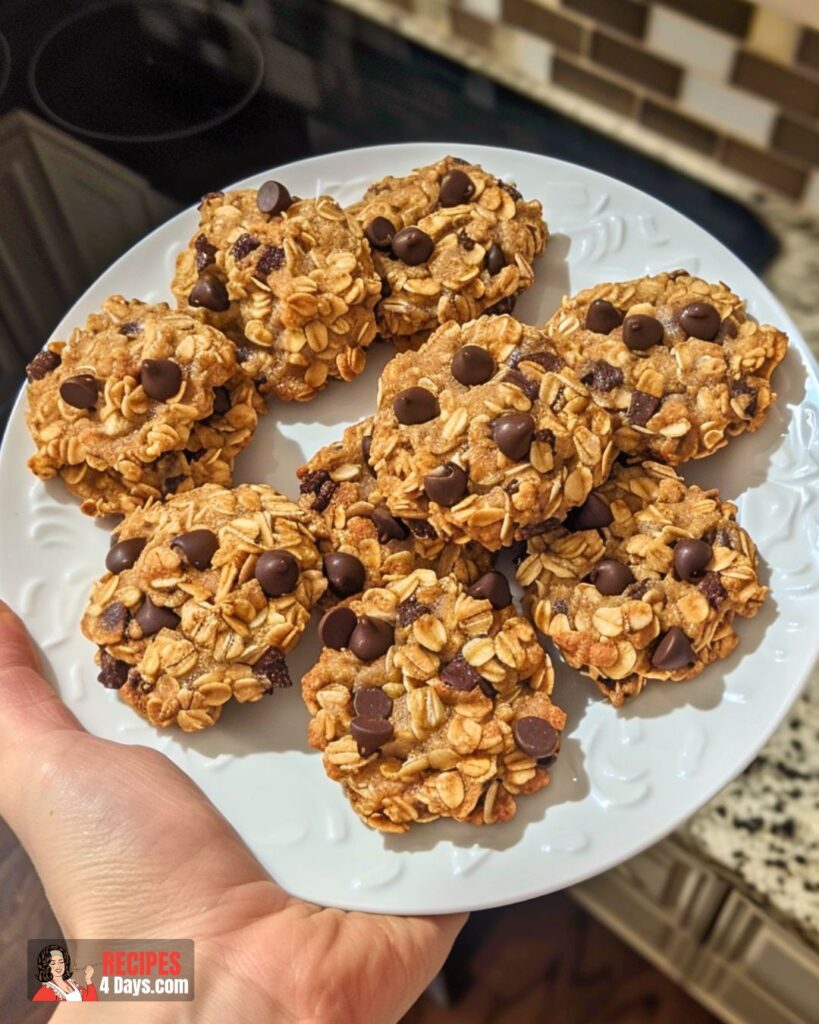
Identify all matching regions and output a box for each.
[2,144,818,915]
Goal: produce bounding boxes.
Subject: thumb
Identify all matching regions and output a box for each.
[0,601,83,794]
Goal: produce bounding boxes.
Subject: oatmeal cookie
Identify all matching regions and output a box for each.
[347,156,548,349]
[545,271,788,464]
[81,483,327,731]
[25,297,261,516]
[297,417,490,592]
[302,569,565,832]
[369,315,616,551]
[517,461,767,706]
[172,185,381,401]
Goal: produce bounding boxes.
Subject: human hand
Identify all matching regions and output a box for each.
[0,602,465,1022]
[84,964,94,986]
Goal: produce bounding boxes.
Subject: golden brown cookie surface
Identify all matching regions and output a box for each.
[545,271,788,464]
[302,569,565,832]
[518,462,767,705]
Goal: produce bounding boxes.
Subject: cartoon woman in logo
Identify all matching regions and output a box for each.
[32,944,98,1002]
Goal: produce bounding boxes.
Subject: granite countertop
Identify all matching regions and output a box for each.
[684,196,819,950]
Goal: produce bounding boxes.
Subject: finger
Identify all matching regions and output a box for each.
[0,601,82,748]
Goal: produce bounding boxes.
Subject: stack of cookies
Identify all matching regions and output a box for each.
[24,155,788,836]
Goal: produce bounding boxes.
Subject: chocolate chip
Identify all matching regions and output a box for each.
[674,538,712,582]
[712,527,734,549]
[120,320,142,336]
[679,302,720,341]
[252,646,292,689]
[439,169,475,207]
[397,595,432,627]
[391,226,434,265]
[353,687,392,718]
[364,216,394,250]
[135,598,180,636]
[212,386,231,415]
[318,606,357,649]
[257,180,293,215]
[485,243,505,275]
[553,598,568,614]
[257,245,285,275]
[502,370,539,401]
[194,233,217,271]
[141,359,182,401]
[162,474,186,496]
[98,650,129,689]
[623,314,664,351]
[570,493,613,531]
[424,463,468,507]
[298,469,338,513]
[188,271,230,312]
[172,529,219,570]
[361,433,373,471]
[372,506,409,543]
[198,190,224,209]
[441,652,482,691]
[106,537,146,574]
[467,571,512,609]
[349,616,394,661]
[513,716,559,759]
[651,627,696,671]
[493,412,534,461]
[731,378,758,418]
[26,349,61,382]
[486,295,517,316]
[255,550,300,597]
[100,601,129,635]
[350,716,394,756]
[458,229,476,251]
[406,519,437,540]
[231,232,261,261]
[521,351,564,373]
[394,386,439,424]
[586,299,623,334]
[499,180,522,201]
[452,345,494,386]
[581,360,623,391]
[628,390,661,426]
[589,559,634,596]
[520,517,562,539]
[323,552,365,597]
[698,572,727,608]
[60,374,98,409]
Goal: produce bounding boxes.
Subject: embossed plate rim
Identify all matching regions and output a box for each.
[1,143,818,915]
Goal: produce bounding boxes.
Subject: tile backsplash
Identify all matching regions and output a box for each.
[338,0,819,210]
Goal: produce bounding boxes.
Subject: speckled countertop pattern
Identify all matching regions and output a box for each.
[684,194,819,950]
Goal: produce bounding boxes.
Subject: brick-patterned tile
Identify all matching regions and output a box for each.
[722,137,807,197]
[772,116,819,168]
[502,0,583,53]
[639,99,718,155]
[591,30,681,98]
[551,55,635,115]
[563,0,647,41]
[452,7,493,48]
[733,51,819,119]
[654,0,752,39]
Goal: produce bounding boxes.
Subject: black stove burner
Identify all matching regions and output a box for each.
[29,0,263,142]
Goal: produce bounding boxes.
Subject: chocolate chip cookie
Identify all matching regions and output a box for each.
[302,568,565,832]
[82,483,327,731]
[348,156,548,349]
[26,297,261,516]
[545,271,788,464]
[369,314,616,551]
[297,417,491,592]
[517,461,767,706]
[172,185,381,401]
